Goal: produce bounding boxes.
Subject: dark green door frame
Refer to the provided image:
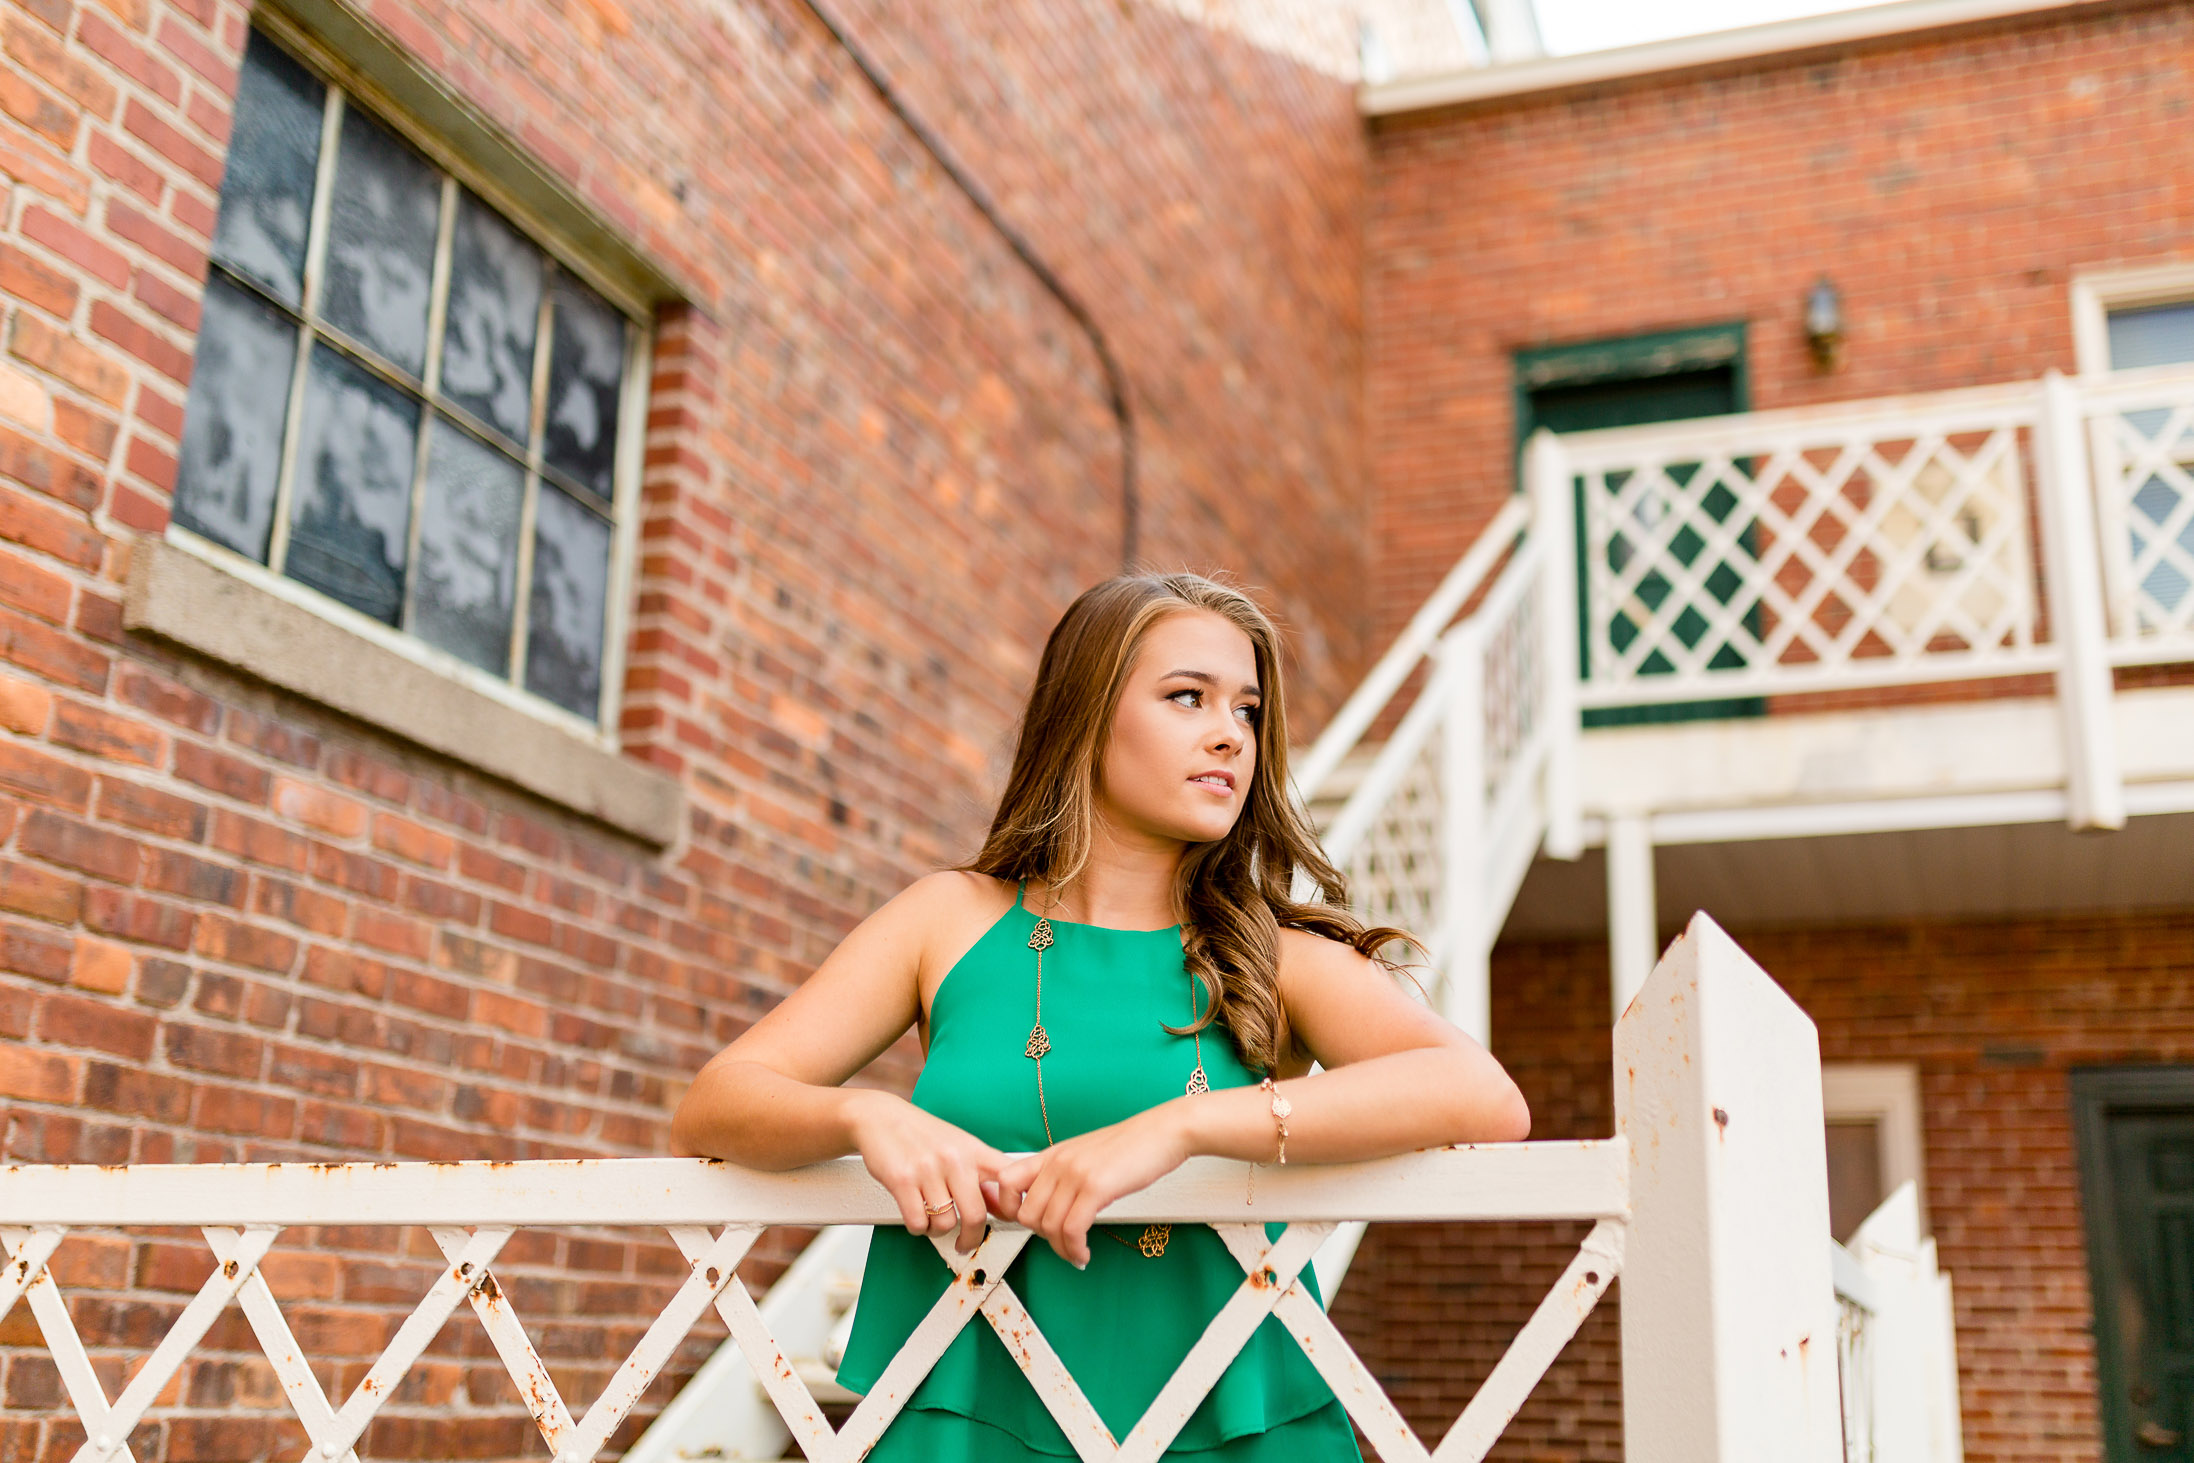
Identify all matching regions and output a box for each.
[2074,1066,2194,1463]
[1513,323,1763,727]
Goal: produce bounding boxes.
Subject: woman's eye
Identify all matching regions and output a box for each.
[1170,688,1201,707]
[1236,704,1259,723]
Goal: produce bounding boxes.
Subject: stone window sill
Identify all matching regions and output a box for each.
[123,535,682,848]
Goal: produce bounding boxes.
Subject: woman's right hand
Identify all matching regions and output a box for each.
[846,1089,1007,1254]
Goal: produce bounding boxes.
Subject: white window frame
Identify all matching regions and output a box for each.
[167,10,653,751]
[1821,1061,1930,1238]
[2071,260,2194,379]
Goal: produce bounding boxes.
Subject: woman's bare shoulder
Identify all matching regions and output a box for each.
[1274,924,1384,983]
[890,870,1018,957]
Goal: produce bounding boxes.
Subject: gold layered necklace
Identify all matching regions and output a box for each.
[1024,880,1208,1259]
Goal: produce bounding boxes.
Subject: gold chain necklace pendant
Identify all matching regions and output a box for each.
[1026,913,1054,1060]
[1138,1225,1171,1257]
[1185,1064,1209,1095]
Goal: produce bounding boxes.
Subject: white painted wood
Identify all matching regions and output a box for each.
[1112,1222,1335,1463]
[210,1226,364,1463]
[2035,370,2127,830]
[0,1145,1630,1227]
[555,1227,757,1463]
[690,1229,848,1463]
[2071,266,2194,377]
[64,1225,279,1463]
[435,1224,578,1451]
[1843,1184,1966,1463]
[830,1224,1033,1461]
[1606,813,1657,1022]
[7,1226,141,1463]
[1438,625,1489,1041]
[320,1227,514,1460]
[1431,1219,1625,1462]
[1527,431,1584,860]
[1614,912,1844,1463]
[625,1224,870,1463]
[1294,493,1530,803]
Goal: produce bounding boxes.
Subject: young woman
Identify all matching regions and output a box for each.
[670,571,1531,1461]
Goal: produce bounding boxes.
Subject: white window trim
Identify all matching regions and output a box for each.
[1822,1061,1930,1237]
[2071,260,2194,378]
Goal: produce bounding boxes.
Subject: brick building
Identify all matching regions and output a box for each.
[1333,4,2194,1463]
[0,0,2191,1460]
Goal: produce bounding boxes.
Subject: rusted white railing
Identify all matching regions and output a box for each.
[1,916,1841,1463]
[1830,1184,1966,1463]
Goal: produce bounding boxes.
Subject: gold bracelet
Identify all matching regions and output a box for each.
[1258,1076,1291,1165]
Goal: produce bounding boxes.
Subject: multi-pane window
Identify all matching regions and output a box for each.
[174,28,640,727]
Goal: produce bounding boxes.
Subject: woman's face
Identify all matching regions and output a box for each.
[1095,608,1261,847]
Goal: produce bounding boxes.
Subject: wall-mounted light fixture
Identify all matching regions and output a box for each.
[1805,277,1845,371]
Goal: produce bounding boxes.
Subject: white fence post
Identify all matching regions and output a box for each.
[1437,625,1490,1043]
[1526,430,1583,861]
[2034,369,2126,831]
[1616,912,1844,1463]
[1605,813,1657,1023]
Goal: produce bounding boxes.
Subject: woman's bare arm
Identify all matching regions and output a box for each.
[1173,926,1529,1163]
[669,871,1008,1252]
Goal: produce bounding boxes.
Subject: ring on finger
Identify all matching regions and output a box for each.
[923,1197,957,1216]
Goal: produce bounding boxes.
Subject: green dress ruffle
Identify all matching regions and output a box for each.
[833,890,1362,1460]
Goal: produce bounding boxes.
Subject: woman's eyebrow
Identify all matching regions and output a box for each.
[1163,669,1261,697]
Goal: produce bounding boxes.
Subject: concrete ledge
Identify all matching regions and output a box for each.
[124,537,683,848]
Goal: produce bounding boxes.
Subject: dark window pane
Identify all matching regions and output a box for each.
[2109,302,2194,371]
[322,105,439,378]
[525,484,610,720]
[544,275,627,498]
[210,31,324,308]
[173,275,299,561]
[413,420,523,674]
[440,191,541,445]
[1825,1119,1886,1245]
[285,343,420,624]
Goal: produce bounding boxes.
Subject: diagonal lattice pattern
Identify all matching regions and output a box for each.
[0,1207,1623,1463]
[1339,725,1442,944]
[1573,422,2039,700]
[2091,399,2194,639]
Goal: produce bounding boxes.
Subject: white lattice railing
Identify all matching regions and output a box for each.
[2085,366,2194,654]
[1548,365,2194,706]
[1,916,1840,1463]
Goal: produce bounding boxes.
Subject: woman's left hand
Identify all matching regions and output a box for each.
[985,1105,1191,1268]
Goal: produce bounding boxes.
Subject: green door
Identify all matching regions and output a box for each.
[2075,1069,2194,1462]
[1516,325,1764,727]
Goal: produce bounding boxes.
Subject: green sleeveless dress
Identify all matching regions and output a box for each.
[833,886,1363,1461]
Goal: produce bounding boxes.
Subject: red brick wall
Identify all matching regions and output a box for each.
[1366,0,2194,647]
[0,0,1366,1454]
[1335,910,2194,1463]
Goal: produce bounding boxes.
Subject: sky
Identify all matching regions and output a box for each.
[1531,0,1889,55]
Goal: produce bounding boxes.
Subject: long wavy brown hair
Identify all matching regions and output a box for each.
[957,571,1417,1075]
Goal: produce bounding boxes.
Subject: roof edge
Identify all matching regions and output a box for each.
[1359,0,2109,116]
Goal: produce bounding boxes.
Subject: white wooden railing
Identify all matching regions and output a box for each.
[1304,364,2194,1018]
[0,916,1840,1463]
[1830,1184,1966,1463]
